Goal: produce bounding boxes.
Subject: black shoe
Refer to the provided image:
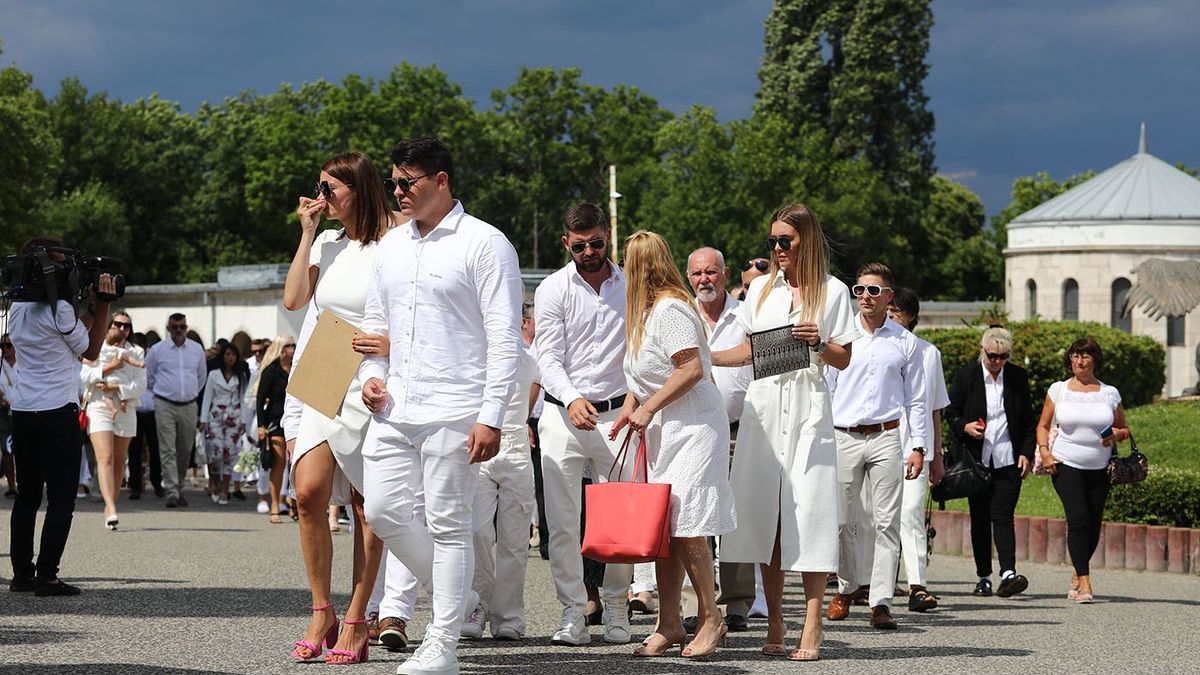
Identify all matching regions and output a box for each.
[154,486,166,498]
[128,491,141,501]
[165,495,179,508]
[34,578,81,596]
[177,494,189,507]
[724,614,749,632]
[997,574,1028,598]
[973,578,993,597]
[683,615,698,634]
[231,490,246,501]
[538,544,549,561]
[9,577,35,592]
[908,588,939,612]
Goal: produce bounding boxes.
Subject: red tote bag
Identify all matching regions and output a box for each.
[581,429,672,564]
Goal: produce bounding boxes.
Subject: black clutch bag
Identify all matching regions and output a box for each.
[931,444,992,503]
[1107,434,1148,485]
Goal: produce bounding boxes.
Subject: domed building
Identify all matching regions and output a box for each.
[1005,125,1200,396]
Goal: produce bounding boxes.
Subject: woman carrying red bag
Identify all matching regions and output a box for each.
[609,231,736,659]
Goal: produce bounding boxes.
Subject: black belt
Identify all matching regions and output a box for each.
[154,394,195,406]
[544,392,626,414]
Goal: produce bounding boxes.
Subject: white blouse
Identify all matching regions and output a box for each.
[1049,380,1122,470]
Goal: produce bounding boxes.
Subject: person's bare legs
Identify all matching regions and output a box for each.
[638,554,687,655]
[797,571,826,653]
[676,536,723,656]
[268,437,286,517]
[91,430,119,521]
[327,489,386,663]
[112,435,130,505]
[292,442,337,658]
[760,528,787,652]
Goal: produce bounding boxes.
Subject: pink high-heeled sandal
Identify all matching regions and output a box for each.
[292,604,339,661]
[325,618,369,664]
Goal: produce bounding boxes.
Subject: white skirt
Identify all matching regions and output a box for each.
[292,377,371,506]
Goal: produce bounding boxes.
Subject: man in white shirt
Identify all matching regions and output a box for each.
[144,312,207,508]
[534,203,634,647]
[887,288,949,612]
[685,247,753,632]
[358,137,523,675]
[826,263,928,630]
[8,239,115,596]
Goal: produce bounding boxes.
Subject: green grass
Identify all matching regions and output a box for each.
[938,399,1200,518]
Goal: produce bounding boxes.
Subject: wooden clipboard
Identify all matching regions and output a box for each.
[286,310,364,419]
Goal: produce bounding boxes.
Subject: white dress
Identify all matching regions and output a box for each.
[722,274,857,572]
[290,228,382,504]
[623,298,736,538]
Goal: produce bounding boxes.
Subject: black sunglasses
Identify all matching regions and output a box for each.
[765,236,793,251]
[985,351,1010,361]
[741,259,769,273]
[111,320,132,330]
[168,324,188,332]
[569,238,607,254]
[852,284,893,298]
[314,180,353,199]
[383,173,433,193]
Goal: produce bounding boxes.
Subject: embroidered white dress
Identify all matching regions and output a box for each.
[722,274,857,572]
[623,298,736,538]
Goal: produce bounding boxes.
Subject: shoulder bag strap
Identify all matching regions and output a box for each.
[607,428,635,482]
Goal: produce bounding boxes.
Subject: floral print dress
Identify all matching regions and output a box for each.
[201,370,245,477]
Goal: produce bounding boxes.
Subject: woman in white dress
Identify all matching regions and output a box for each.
[284,151,398,665]
[200,343,247,505]
[80,311,145,531]
[712,204,857,662]
[610,231,737,659]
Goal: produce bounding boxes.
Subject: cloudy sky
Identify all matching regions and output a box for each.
[2,0,1196,216]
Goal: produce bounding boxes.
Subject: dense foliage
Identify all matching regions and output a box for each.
[1105,467,1200,528]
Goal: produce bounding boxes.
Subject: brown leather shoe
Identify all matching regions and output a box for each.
[869,605,897,630]
[851,585,871,606]
[378,616,409,651]
[827,593,851,621]
[367,611,380,645]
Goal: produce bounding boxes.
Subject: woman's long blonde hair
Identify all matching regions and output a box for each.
[250,335,295,397]
[623,230,702,354]
[755,203,830,323]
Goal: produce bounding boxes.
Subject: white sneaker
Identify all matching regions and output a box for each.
[460,603,485,640]
[492,625,523,641]
[550,607,589,646]
[256,501,270,514]
[396,640,459,675]
[602,599,631,644]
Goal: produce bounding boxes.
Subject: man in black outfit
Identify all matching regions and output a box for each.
[945,326,1036,599]
[7,238,116,596]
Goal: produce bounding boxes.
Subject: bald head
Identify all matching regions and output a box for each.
[686,247,730,305]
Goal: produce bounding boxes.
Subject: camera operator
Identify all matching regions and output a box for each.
[7,239,116,596]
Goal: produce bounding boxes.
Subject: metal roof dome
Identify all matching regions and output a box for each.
[1010,124,1200,225]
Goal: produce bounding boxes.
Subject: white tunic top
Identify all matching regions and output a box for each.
[1049,380,1122,470]
[722,273,857,571]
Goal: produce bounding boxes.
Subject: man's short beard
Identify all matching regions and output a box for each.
[696,284,719,303]
[576,256,606,273]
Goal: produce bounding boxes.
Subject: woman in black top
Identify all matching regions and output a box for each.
[253,337,294,523]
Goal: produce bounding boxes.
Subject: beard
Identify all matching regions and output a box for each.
[576,255,606,274]
[695,283,719,304]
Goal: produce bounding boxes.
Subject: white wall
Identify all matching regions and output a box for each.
[118,288,305,346]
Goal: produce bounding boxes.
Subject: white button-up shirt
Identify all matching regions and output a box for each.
[533,261,626,405]
[358,201,523,429]
[699,292,751,423]
[829,315,930,455]
[8,301,89,411]
[145,337,207,403]
[981,362,1015,468]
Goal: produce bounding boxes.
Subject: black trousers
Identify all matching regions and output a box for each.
[968,463,1023,578]
[1052,464,1110,576]
[128,410,163,493]
[528,418,550,557]
[10,404,83,580]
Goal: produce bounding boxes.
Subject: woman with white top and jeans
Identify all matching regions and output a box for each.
[1036,337,1129,604]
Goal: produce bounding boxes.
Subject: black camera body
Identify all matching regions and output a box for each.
[1,246,126,305]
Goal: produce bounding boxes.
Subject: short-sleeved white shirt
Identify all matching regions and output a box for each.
[1049,380,1122,470]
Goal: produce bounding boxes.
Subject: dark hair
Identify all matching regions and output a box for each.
[168,312,186,324]
[1065,337,1104,373]
[891,287,920,330]
[563,203,608,234]
[219,342,250,395]
[856,262,895,288]
[130,332,147,349]
[21,236,64,254]
[322,151,391,246]
[390,137,454,190]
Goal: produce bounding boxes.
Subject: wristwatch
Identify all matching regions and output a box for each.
[810,338,827,354]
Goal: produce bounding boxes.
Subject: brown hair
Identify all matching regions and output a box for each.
[856,262,895,287]
[563,203,608,234]
[322,151,391,246]
[1065,337,1104,373]
[755,203,829,324]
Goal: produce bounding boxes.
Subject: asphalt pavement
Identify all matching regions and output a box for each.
[3,491,1198,674]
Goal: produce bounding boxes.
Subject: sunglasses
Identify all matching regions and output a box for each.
[111,320,132,330]
[168,324,188,332]
[383,173,432,193]
[569,238,607,254]
[985,352,1010,361]
[741,259,769,273]
[314,180,353,199]
[852,284,893,298]
[765,236,793,251]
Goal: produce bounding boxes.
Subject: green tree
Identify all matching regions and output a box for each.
[917,175,1001,300]
[0,66,61,251]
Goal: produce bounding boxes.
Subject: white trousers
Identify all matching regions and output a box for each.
[362,417,478,646]
[471,432,536,635]
[836,428,904,608]
[538,404,634,612]
[631,562,658,595]
[368,550,422,621]
[899,459,931,588]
